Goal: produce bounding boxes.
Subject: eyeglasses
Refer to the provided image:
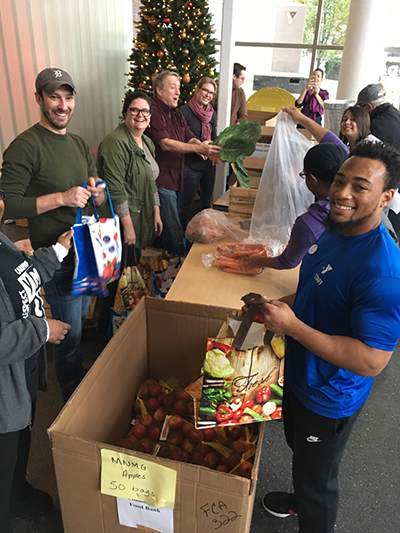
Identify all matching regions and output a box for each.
[238,76,246,80]
[0,190,5,200]
[299,171,308,179]
[200,87,215,97]
[128,107,151,117]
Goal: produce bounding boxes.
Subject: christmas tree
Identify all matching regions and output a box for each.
[126,0,218,104]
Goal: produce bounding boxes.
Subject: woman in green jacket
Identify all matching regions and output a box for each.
[97,90,163,263]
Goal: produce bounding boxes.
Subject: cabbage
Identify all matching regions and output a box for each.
[203,349,234,378]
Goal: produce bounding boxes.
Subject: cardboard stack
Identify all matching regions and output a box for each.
[48,297,264,533]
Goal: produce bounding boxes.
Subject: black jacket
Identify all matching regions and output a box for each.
[370,103,400,152]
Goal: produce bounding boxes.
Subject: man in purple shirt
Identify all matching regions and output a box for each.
[146,71,220,253]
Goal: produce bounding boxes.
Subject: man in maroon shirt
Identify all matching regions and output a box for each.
[146,71,219,254]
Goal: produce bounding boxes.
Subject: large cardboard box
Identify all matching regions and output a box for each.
[48,297,264,533]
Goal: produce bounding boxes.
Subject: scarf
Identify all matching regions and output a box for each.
[188,97,213,141]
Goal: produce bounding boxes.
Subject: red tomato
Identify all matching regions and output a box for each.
[271,406,282,420]
[242,399,254,410]
[239,414,253,424]
[252,404,263,414]
[232,409,244,420]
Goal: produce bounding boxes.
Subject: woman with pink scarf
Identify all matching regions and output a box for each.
[179,77,217,231]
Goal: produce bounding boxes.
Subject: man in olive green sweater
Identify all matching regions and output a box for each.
[0,68,105,402]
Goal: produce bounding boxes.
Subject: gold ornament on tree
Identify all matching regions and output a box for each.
[179,31,187,39]
[155,33,161,40]
[148,17,157,26]
[197,58,206,68]
[199,39,205,46]
[209,69,215,76]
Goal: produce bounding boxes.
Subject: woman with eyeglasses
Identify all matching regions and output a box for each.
[0,190,72,531]
[178,77,218,231]
[97,90,163,262]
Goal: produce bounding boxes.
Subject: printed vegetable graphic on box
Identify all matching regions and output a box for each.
[198,318,285,427]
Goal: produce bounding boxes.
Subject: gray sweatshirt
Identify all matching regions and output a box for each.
[0,232,61,433]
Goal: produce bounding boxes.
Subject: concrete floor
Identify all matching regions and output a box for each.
[3,222,400,533]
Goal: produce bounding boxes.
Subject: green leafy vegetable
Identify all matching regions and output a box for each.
[214,120,262,188]
[202,386,233,408]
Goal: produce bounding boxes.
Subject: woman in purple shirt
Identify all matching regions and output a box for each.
[295,69,329,125]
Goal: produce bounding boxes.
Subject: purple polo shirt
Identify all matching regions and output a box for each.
[146,96,195,191]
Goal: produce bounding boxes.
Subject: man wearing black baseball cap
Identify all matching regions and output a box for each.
[0,68,105,405]
[356,83,400,152]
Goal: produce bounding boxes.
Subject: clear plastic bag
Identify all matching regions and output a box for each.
[248,112,314,248]
[202,242,272,276]
[185,208,248,244]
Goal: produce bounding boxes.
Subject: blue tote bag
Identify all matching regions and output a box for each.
[72,181,122,297]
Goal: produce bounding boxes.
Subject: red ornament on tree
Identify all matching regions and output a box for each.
[157,50,165,58]
[163,17,170,23]
[139,82,145,88]
[182,73,191,83]
[187,1,193,6]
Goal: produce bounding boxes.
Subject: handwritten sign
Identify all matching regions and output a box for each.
[100,449,177,508]
[117,498,174,532]
[200,500,242,530]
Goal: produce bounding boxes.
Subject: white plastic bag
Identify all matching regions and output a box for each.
[248,112,314,248]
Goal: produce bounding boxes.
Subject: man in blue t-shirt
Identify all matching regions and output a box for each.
[260,141,400,533]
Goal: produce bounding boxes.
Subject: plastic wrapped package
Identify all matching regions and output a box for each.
[202,242,272,276]
[185,208,248,244]
[248,112,314,249]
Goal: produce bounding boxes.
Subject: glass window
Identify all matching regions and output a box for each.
[317,0,351,47]
[234,46,313,99]
[208,0,349,101]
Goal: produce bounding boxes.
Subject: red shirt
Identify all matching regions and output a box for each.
[146,96,195,191]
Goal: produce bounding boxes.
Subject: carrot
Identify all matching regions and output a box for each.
[221,267,262,275]
[216,260,238,268]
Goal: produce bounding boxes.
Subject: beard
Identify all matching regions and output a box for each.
[326,209,377,235]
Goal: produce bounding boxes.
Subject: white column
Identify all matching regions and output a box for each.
[214,0,236,200]
[336,0,383,100]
